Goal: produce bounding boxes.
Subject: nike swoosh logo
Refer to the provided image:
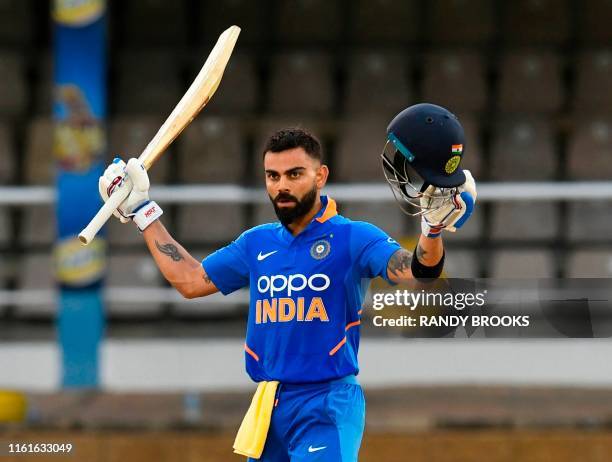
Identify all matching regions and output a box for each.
[257,250,278,261]
[308,446,327,453]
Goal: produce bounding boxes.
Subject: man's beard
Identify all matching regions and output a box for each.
[270,185,318,226]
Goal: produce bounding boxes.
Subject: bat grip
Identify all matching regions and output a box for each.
[78,186,131,245]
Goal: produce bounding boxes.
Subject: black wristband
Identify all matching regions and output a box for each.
[411,247,445,281]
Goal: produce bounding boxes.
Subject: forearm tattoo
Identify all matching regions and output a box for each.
[388,248,413,276]
[155,240,184,262]
[416,244,428,262]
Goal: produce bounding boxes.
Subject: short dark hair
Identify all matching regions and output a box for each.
[262,127,322,161]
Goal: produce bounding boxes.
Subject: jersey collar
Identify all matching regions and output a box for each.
[313,195,338,224]
[277,195,338,243]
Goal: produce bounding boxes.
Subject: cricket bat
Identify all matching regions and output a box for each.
[79,25,241,245]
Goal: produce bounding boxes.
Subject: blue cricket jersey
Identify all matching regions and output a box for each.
[202,196,401,383]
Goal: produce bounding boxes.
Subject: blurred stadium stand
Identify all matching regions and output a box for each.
[489,117,557,180]
[267,52,335,115]
[0,0,610,325]
[109,115,172,183]
[496,50,564,113]
[179,117,246,184]
[343,51,412,115]
[422,50,488,113]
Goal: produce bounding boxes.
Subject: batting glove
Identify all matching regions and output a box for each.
[98,157,163,231]
[420,170,477,238]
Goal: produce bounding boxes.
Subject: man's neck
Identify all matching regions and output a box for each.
[287,196,322,236]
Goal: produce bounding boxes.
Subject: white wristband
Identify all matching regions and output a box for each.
[132,201,163,231]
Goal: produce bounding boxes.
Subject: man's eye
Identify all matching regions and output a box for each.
[290,171,300,178]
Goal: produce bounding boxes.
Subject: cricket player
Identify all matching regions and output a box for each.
[99,103,476,461]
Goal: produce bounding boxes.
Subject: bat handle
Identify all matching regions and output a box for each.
[78,186,131,245]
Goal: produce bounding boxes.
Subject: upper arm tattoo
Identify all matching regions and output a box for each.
[387,248,413,277]
[155,240,184,262]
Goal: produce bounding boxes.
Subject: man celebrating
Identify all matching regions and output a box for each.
[99,103,476,461]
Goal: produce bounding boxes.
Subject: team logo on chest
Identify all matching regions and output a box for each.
[310,239,331,260]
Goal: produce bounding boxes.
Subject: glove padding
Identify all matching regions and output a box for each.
[98,157,151,223]
[421,170,477,238]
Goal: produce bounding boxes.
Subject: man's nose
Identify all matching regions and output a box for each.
[277,176,291,192]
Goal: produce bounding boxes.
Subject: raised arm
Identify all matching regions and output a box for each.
[99,158,218,299]
[142,220,218,298]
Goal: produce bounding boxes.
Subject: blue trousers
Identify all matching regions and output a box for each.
[248,375,365,462]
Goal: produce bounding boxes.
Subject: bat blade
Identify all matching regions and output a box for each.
[139,25,240,169]
[78,25,241,245]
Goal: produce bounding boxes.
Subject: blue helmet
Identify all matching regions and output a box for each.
[382,103,467,215]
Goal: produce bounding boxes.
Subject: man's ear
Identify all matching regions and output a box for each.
[316,164,329,189]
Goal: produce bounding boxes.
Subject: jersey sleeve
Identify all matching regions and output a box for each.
[202,231,250,295]
[350,222,402,282]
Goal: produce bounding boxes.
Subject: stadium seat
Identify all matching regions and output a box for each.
[567,118,612,179]
[34,52,52,116]
[106,253,163,317]
[426,0,494,45]
[335,115,389,182]
[179,117,244,184]
[578,0,612,45]
[276,0,342,45]
[121,0,187,47]
[17,253,53,289]
[190,53,257,115]
[443,250,480,278]
[568,201,612,242]
[344,51,412,116]
[501,0,570,45]
[497,51,563,113]
[422,51,488,113]
[114,50,182,115]
[21,205,55,246]
[108,116,170,184]
[0,123,15,183]
[489,117,556,180]
[456,114,483,178]
[198,0,270,46]
[24,117,54,184]
[0,252,10,291]
[106,214,173,246]
[268,52,334,115]
[0,0,32,47]
[339,201,409,238]
[573,50,612,112]
[106,254,161,288]
[0,208,10,245]
[0,52,26,117]
[176,204,246,244]
[15,253,55,318]
[348,0,419,45]
[491,250,555,278]
[566,250,612,277]
[491,202,559,240]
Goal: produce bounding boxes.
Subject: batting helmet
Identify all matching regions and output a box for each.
[382,103,467,216]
